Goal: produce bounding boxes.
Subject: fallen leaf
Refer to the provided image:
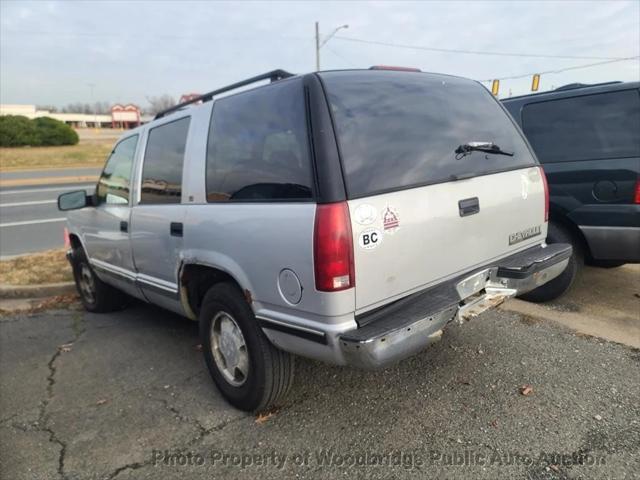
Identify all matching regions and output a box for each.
[549,465,559,472]
[59,343,73,353]
[96,399,108,406]
[519,384,534,396]
[255,411,276,424]
[489,419,498,428]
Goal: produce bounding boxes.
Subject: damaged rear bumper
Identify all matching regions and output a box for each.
[339,242,572,369]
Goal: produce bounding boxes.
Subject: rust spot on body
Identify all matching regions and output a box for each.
[244,289,253,304]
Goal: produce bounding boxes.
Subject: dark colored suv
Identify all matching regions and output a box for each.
[503,81,640,302]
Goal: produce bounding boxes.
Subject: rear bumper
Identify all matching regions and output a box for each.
[579,226,640,262]
[338,243,572,369]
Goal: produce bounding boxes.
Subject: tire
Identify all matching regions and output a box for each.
[518,222,582,303]
[199,282,294,412]
[589,260,625,269]
[70,248,129,313]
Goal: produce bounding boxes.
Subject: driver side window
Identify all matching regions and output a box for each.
[96,135,138,205]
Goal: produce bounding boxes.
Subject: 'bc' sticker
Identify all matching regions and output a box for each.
[358,228,382,250]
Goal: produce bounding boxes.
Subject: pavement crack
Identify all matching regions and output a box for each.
[32,312,87,480]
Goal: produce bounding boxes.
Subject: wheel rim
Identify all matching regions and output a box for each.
[78,263,96,304]
[210,311,249,387]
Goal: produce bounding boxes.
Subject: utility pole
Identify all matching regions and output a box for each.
[315,21,320,71]
[87,83,97,129]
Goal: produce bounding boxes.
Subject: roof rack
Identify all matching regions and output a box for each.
[154,69,295,120]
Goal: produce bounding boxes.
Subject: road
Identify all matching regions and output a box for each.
[0,175,98,257]
[1,301,638,480]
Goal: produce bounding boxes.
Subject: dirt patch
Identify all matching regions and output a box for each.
[0,249,72,285]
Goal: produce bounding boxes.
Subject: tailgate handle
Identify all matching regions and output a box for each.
[458,197,480,217]
[170,222,183,237]
[120,221,128,233]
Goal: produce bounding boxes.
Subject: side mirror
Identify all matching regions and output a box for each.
[58,190,90,211]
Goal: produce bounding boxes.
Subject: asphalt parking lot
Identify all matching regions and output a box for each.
[1,268,639,480]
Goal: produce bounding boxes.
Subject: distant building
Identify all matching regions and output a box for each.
[0,104,152,129]
[111,104,141,129]
[179,93,202,104]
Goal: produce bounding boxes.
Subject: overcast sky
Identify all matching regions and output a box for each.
[1,0,638,107]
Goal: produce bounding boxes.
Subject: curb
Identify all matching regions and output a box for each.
[0,282,76,299]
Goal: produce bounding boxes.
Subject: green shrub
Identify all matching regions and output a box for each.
[0,115,79,147]
[33,117,79,146]
[0,115,40,147]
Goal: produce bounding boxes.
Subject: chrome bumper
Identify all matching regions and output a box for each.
[339,243,572,369]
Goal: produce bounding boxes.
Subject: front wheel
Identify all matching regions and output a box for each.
[199,283,294,411]
[518,222,582,303]
[70,248,129,312]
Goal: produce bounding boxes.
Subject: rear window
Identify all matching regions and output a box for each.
[521,90,640,163]
[206,78,313,202]
[320,71,534,198]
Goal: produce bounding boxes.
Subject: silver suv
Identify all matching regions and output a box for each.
[59,68,571,411]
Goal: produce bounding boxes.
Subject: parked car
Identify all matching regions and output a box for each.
[58,68,571,411]
[503,82,640,302]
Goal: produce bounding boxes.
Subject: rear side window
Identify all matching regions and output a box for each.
[320,71,534,198]
[521,90,640,163]
[206,78,313,202]
[140,117,191,205]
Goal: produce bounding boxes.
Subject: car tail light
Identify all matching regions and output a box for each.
[634,178,640,204]
[63,227,71,248]
[313,202,355,292]
[539,166,549,222]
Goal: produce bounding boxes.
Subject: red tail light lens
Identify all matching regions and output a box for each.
[313,202,355,292]
[539,166,549,222]
[634,178,640,204]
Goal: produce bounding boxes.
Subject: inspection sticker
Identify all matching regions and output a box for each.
[382,206,400,234]
[358,228,382,250]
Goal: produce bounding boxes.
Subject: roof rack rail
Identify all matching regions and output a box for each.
[554,81,622,92]
[154,69,295,120]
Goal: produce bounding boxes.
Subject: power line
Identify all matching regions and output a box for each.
[480,56,640,82]
[334,35,633,61]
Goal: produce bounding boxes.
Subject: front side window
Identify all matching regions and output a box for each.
[96,135,138,205]
[140,117,191,205]
[522,90,640,163]
[206,78,313,202]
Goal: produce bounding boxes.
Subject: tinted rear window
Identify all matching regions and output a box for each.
[206,78,313,202]
[320,71,534,198]
[140,117,190,204]
[521,90,640,163]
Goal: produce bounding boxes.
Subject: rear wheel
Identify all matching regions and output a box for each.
[70,248,129,312]
[518,222,582,303]
[199,282,294,411]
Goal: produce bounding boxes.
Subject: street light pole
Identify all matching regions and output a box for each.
[87,83,97,128]
[315,22,320,71]
[315,22,349,71]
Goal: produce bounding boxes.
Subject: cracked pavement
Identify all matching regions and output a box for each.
[1,294,639,479]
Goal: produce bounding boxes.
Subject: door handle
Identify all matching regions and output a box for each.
[120,221,128,232]
[458,197,480,217]
[170,222,183,237]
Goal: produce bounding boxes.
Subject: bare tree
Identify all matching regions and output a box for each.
[145,95,177,115]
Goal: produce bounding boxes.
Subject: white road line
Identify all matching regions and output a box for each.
[0,184,94,195]
[0,200,57,207]
[0,217,66,228]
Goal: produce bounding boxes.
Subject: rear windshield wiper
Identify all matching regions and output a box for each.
[455,142,514,159]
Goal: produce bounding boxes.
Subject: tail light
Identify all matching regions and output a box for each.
[313,202,355,292]
[63,227,71,248]
[539,166,549,222]
[634,177,640,204]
